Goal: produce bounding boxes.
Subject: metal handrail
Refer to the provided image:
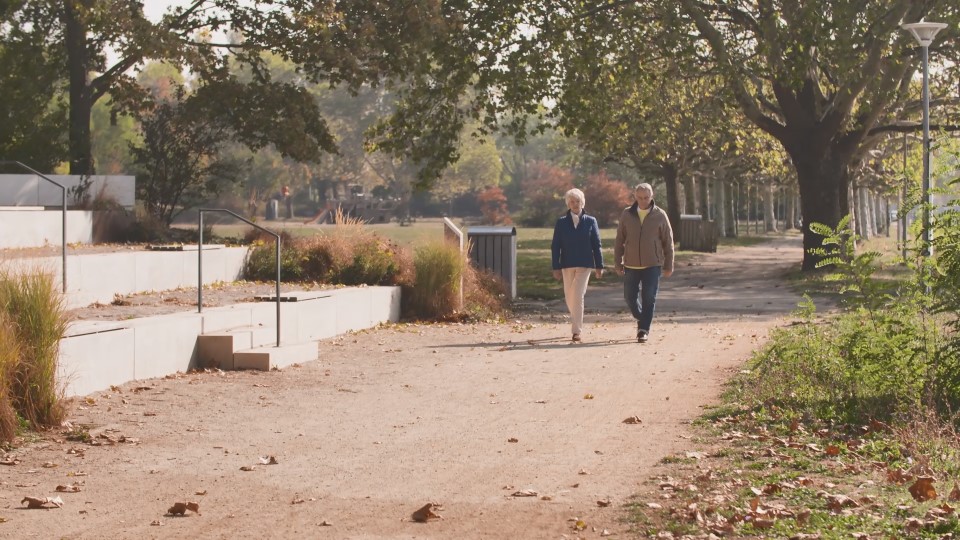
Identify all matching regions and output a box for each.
[198,209,281,347]
[0,160,67,293]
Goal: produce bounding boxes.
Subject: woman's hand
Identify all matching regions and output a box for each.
[552,270,562,281]
[594,268,603,279]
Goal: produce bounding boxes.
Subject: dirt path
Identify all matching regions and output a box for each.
[2,236,804,539]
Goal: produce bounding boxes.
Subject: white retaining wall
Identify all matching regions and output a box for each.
[58,286,402,397]
[0,208,95,248]
[3,246,250,309]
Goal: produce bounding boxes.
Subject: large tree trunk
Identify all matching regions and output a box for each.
[63,0,94,175]
[795,157,850,270]
[716,179,727,235]
[763,182,777,232]
[681,175,696,214]
[698,174,710,218]
[784,189,797,231]
[662,164,681,234]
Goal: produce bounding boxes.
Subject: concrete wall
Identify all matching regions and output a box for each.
[58,286,402,397]
[0,208,95,248]
[4,246,251,309]
[0,174,135,209]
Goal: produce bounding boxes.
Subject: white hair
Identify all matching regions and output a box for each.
[564,188,585,206]
[634,183,653,195]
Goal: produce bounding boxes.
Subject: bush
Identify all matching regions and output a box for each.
[0,270,68,430]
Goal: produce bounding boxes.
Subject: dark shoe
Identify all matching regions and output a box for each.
[637,330,648,343]
[572,334,582,343]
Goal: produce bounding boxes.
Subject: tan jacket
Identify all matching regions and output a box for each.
[614,201,675,272]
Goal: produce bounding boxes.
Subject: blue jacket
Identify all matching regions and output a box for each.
[551,211,605,270]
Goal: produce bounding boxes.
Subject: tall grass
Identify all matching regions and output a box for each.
[403,242,464,320]
[0,314,20,442]
[0,270,68,431]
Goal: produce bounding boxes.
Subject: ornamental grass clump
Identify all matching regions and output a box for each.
[0,314,19,442]
[0,270,68,431]
[403,241,465,320]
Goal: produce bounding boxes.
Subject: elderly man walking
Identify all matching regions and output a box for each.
[613,183,674,343]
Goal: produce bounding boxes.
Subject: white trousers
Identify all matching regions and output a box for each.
[562,267,593,335]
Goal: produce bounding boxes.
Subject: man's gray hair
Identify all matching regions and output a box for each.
[565,188,585,206]
[634,183,653,195]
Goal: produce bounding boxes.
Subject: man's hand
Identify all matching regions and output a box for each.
[663,269,673,278]
[552,269,562,281]
[615,266,624,276]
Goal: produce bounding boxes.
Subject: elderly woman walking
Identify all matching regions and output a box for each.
[551,188,605,342]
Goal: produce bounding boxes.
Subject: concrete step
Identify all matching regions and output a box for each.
[233,341,319,371]
[196,325,276,370]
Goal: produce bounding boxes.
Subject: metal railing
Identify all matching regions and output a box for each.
[198,209,281,347]
[0,160,67,292]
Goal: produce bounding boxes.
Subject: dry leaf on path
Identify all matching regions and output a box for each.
[909,476,938,502]
[507,438,518,443]
[583,394,594,400]
[240,465,256,471]
[622,416,642,424]
[0,457,18,465]
[259,455,279,465]
[55,485,81,493]
[597,499,612,507]
[411,503,443,522]
[511,489,538,497]
[22,496,63,509]
[166,501,200,516]
[319,520,333,526]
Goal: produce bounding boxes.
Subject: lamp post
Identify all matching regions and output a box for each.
[902,21,947,258]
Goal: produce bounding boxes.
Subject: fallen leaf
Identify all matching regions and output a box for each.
[507,438,519,443]
[42,462,58,469]
[150,520,162,526]
[319,520,333,526]
[949,483,960,502]
[583,394,594,400]
[600,529,612,537]
[622,416,642,424]
[195,490,207,496]
[21,496,63,509]
[909,476,938,502]
[826,445,841,456]
[511,489,538,497]
[573,519,586,531]
[597,499,611,507]
[0,457,18,466]
[55,485,81,493]
[646,502,662,509]
[240,465,256,472]
[292,497,305,504]
[259,455,279,465]
[411,503,443,522]
[166,501,200,516]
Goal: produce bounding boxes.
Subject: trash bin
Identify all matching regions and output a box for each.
[679,214,718,252]
[467,226,517,299]
[266,199,279,221]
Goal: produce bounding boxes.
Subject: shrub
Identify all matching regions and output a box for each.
[0,270,68,429]
[462,264,509,320]
[243,240,305,282]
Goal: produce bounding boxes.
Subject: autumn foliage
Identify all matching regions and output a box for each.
[519,161,574,226]
[582,171,631,227]
[476,186,512,225]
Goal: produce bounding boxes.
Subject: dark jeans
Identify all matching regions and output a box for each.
[623,266,662,333]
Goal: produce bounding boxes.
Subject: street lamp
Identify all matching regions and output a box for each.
[902,21,948,257]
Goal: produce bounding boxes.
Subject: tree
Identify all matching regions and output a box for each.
[477,186,511,225]
[520,162,575,226]
[675,1,960,269]
[0,1,67,171]
[582,172,631,228]
[130,87,239,226]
